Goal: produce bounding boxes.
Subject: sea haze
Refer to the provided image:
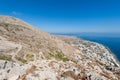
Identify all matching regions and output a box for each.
[54,33,120,61]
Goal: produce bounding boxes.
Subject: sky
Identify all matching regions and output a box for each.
[0,0,120,33]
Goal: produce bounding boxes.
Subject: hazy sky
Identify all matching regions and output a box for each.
[0,0,120,33]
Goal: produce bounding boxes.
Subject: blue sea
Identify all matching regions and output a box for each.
[54,33,120,61]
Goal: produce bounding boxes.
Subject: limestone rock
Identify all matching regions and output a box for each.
[0,15,120,80]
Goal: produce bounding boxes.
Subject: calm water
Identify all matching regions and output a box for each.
[54,33,120,61]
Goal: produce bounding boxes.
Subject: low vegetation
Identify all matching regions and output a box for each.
[46,51,70,62]
[0,56,12,61]
[55,51,70,62]
[16,56,27,63]
[25,53,34,61]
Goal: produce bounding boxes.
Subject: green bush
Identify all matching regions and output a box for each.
[55,52,70,62]
[46,51,70,62]
[16,57,27,63]
[0,57,11,61]
[26,54,34,61]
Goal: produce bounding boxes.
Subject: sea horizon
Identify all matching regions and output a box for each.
[53,32,120,62]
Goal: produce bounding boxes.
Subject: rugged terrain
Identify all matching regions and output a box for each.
[0,15,120,80]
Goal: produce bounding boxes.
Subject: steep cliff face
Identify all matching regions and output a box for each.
[0,15,120,80]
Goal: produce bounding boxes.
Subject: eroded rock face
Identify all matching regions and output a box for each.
[0,15,120,80]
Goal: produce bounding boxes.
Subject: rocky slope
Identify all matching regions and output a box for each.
[0,15,120,80]
[0,15,77,63]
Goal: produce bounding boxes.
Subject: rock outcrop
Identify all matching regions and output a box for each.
[0,15,120,80]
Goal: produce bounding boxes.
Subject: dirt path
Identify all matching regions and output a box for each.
[11,45,22,64]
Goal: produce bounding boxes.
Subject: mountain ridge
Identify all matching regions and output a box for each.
[0,15,120,80]
[0,15,77,63]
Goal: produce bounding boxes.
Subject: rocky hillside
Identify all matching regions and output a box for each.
[0,15,77,63]
[0,15,120,80]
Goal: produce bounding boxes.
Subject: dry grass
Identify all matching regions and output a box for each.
[0,15,77,63]
[16,56,27,63]
[46,51,70,62]
[100,70,112,79]
[25,53,34,61]
[0,55,12,61]
[61,70,85,80]
[21,65,36,80]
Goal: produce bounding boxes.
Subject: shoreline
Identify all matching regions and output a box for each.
[105,46,120,66]
[78,36,120,66]
[55,34,120,66]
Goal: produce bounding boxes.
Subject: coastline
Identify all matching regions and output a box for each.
[78,36,120,66]
[105,46,120,66]
[56,34,120,67]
